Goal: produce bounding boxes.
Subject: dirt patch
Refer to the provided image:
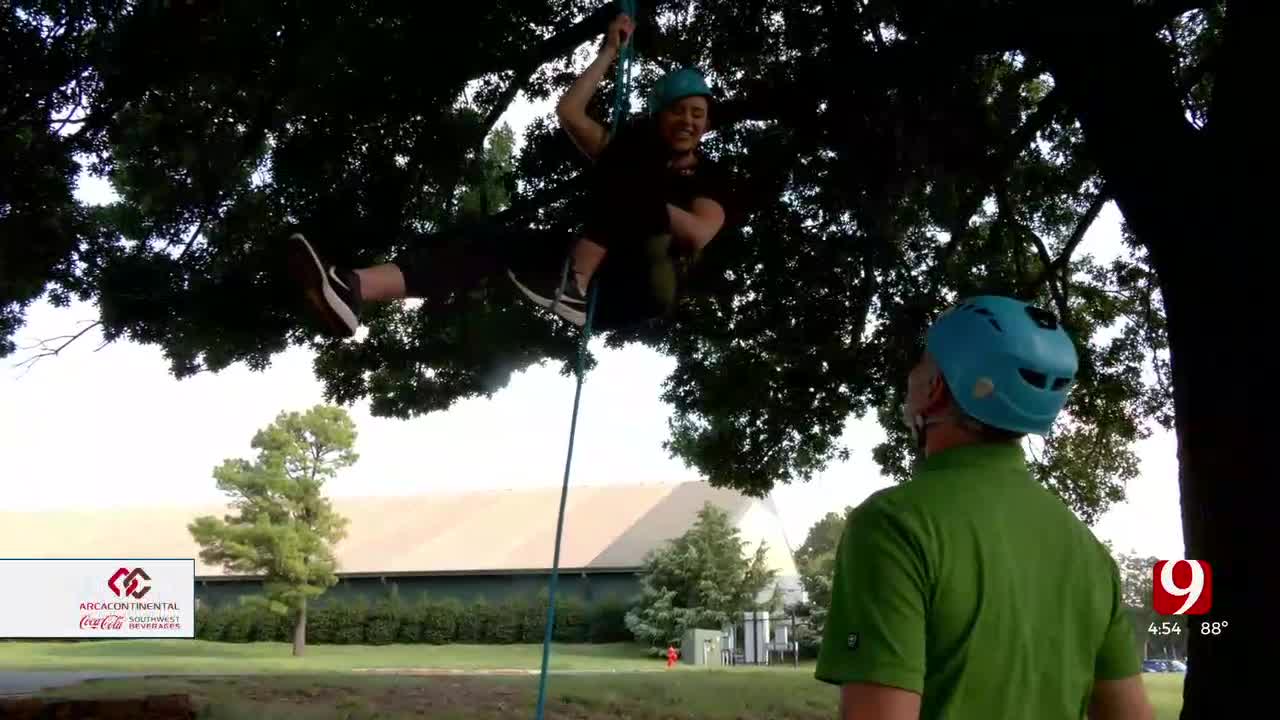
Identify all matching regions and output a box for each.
[28,674,831,719]
[0,693,196,719]
[361,678,533,716]
[202,677,595,719]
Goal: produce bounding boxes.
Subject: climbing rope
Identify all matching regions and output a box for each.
[533,2,636,719]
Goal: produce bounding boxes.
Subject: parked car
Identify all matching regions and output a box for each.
[1168,660,1187,672]
[1142,659,1171,673]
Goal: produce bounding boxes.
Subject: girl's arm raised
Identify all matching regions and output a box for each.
[556,14,634,160]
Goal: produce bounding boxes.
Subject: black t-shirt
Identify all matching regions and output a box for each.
[583,118,732,244]
[581,120,733,329]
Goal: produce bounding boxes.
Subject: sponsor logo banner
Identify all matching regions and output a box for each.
[0,559,195,638]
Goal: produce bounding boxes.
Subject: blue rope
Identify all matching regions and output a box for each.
[533,3,634,719]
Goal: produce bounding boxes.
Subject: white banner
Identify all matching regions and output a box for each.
[0,559,195,638]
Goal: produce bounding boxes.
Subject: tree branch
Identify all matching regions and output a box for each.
[937,84,1064,271]
[416,5,623,218]
[174,219,208,261]
[479,73,528,144]
[999,188,1069,321]
[13,320,103,372]
[1140,0,1214,26]
[42,17,69,43]
[1028,233,1069,320]
[1022,190,1108,297]
[466,4,618,83]
[50,81,88,135]
[900,1,1211,58]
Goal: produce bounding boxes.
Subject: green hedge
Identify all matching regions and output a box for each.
[421,598,462,644]
[588,597,631,643]
[194,593,633,645]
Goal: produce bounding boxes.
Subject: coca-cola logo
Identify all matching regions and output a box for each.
[108,567,150,599]
[80,614,125,630]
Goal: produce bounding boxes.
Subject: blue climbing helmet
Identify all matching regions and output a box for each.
[925,295,1078,436]
[647,67,713,115]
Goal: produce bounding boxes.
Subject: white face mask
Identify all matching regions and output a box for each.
[900,367,947,450]
[900,364,929,443]
[900,401,926,448]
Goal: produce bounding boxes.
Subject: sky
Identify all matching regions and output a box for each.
[0,92,1186,565]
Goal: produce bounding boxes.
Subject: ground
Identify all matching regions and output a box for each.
[0,641,1186,719]
[0,640,659,674]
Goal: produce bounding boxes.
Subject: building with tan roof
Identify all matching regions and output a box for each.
[0,480,802,610]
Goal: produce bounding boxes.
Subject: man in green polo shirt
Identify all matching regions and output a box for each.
[816,296,1154,720]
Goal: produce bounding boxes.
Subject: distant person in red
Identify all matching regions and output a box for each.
[666,645,679,668]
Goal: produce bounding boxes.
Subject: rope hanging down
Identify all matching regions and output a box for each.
[533,2,636,719]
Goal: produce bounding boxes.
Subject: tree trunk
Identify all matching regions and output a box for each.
[1155,240,1263,717]
[1034,5,1267,717]
[293,597,307,657]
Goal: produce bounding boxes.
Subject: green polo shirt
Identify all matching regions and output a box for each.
[815,442,1141,719]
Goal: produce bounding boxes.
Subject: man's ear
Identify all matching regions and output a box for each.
[924,372,952,415]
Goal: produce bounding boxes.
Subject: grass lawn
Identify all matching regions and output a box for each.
[3,641,1186,718]
[0,639,664,673]
[1145,673,1185,720]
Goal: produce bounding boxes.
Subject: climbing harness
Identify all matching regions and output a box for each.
[533,2,636,719]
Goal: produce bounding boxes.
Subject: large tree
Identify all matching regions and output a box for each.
[624,503,776,648]
[189,404,354,656]
[788,506,854,643]
[2,1,1259,713]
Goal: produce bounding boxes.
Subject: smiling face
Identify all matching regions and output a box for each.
[656,95,709,154]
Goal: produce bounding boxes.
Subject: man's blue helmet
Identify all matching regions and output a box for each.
[647,67,712,115]
[925,295,1078,436]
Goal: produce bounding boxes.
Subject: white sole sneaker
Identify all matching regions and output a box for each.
[507,269,587,327]
[288,233,360,337]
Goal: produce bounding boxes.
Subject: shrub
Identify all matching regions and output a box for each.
[521,596,550,643]
[307,603,339,644]
[332,598,368,644]
[455,598,486,643]
[195,604,228,641]
[421,598,461,644]
[483,599,514,644]
[396,595,427,644]
[253,607,292,643]
[588,597,631,643]
[222,603,258,643]
[364,599,400,646]
[553,597,589,644]
[487,597,523,644]
[196,592,644,647]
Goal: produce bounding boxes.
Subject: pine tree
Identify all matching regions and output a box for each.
[189,405,355,656]
[625,503,777,648]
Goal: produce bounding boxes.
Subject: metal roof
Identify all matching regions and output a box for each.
[0,481,797,578]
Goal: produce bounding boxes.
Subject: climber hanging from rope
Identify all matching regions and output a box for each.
[287,10,731,336]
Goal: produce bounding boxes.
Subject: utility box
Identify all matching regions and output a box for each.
[681,628,724,667]
[742,610,771,664]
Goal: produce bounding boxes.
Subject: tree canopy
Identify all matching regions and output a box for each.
[789,506,854,640]
[2,0,1194,513]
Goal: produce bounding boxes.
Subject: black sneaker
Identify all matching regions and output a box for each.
[507,256,588,327]
[287,232,362,338]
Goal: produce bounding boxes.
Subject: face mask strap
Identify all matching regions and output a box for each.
[901,391,962,453]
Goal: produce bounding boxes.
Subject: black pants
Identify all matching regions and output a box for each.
[392,220,670,331]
